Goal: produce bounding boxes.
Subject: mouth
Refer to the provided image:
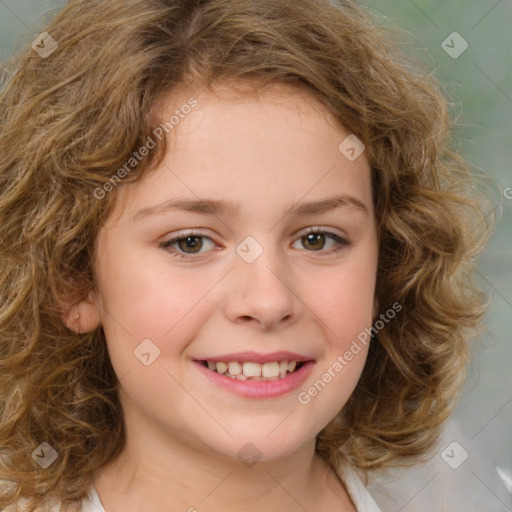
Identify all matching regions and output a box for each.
[193,356,315,399]
[199,359,306,381]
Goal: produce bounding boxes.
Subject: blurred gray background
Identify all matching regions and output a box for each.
[1,0,510,510]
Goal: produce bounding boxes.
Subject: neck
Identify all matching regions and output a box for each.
[93,416,354,511]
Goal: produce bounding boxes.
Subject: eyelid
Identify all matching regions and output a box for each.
[297,225,346,238]
[162,226,348,240]
[159,229,215,247]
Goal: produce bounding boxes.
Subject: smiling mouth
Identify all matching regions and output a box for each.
[200,359,306,381]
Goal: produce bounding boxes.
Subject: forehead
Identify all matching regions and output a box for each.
[106,80,372,226]
[155,79,344,135]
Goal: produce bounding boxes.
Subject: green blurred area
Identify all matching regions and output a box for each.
[363,1,512,239]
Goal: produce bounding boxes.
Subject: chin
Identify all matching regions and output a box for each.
[200,423,315,464]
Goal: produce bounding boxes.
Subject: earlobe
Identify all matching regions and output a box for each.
[63,292,101,333]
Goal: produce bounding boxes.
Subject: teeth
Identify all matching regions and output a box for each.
[243,362,262,377]
[206,359,303,380]
[262,362,280,378]
[216,362,228,374]
[228,361,242,376]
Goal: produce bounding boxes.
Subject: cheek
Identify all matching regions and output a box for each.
[95,248,218,365]
[97,243,183,327]
[94,266,215,414]
[297,265,374,426]
[307,259,377,345]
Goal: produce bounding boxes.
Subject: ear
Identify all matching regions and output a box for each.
[63,291,102,334]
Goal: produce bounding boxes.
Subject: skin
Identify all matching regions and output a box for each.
[67,81,379,512]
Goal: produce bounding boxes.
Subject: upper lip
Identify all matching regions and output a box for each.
[195,351,315,364]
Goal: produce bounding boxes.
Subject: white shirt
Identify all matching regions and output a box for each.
[81,460,383,512]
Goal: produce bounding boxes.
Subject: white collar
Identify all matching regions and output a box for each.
[334,457,383,511]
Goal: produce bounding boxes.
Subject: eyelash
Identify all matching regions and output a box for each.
[159,227,351,260]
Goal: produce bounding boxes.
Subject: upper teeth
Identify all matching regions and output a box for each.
[206,360,298,380]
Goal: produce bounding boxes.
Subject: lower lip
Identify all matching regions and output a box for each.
[193,360,315,399]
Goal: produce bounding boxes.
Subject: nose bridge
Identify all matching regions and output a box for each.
[225,234,298,328]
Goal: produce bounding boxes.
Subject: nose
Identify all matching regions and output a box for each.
[223,242,301,331]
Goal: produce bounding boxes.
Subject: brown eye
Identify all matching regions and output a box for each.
[302,232,327,251]
[176,236,203,254]
[293,229,350,254]
[160,232,216,259]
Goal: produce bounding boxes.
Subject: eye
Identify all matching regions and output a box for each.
[159,228,350,260]
[159,230,216,259]
[292,228,350,254]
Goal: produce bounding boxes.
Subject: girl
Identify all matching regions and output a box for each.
[0,0,495,510]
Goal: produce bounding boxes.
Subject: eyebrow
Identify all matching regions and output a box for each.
[132,194,369,221]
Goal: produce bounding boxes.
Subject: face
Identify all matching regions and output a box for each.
[82,82,378,462]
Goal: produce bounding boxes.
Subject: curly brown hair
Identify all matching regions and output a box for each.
[0,0,496,509]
